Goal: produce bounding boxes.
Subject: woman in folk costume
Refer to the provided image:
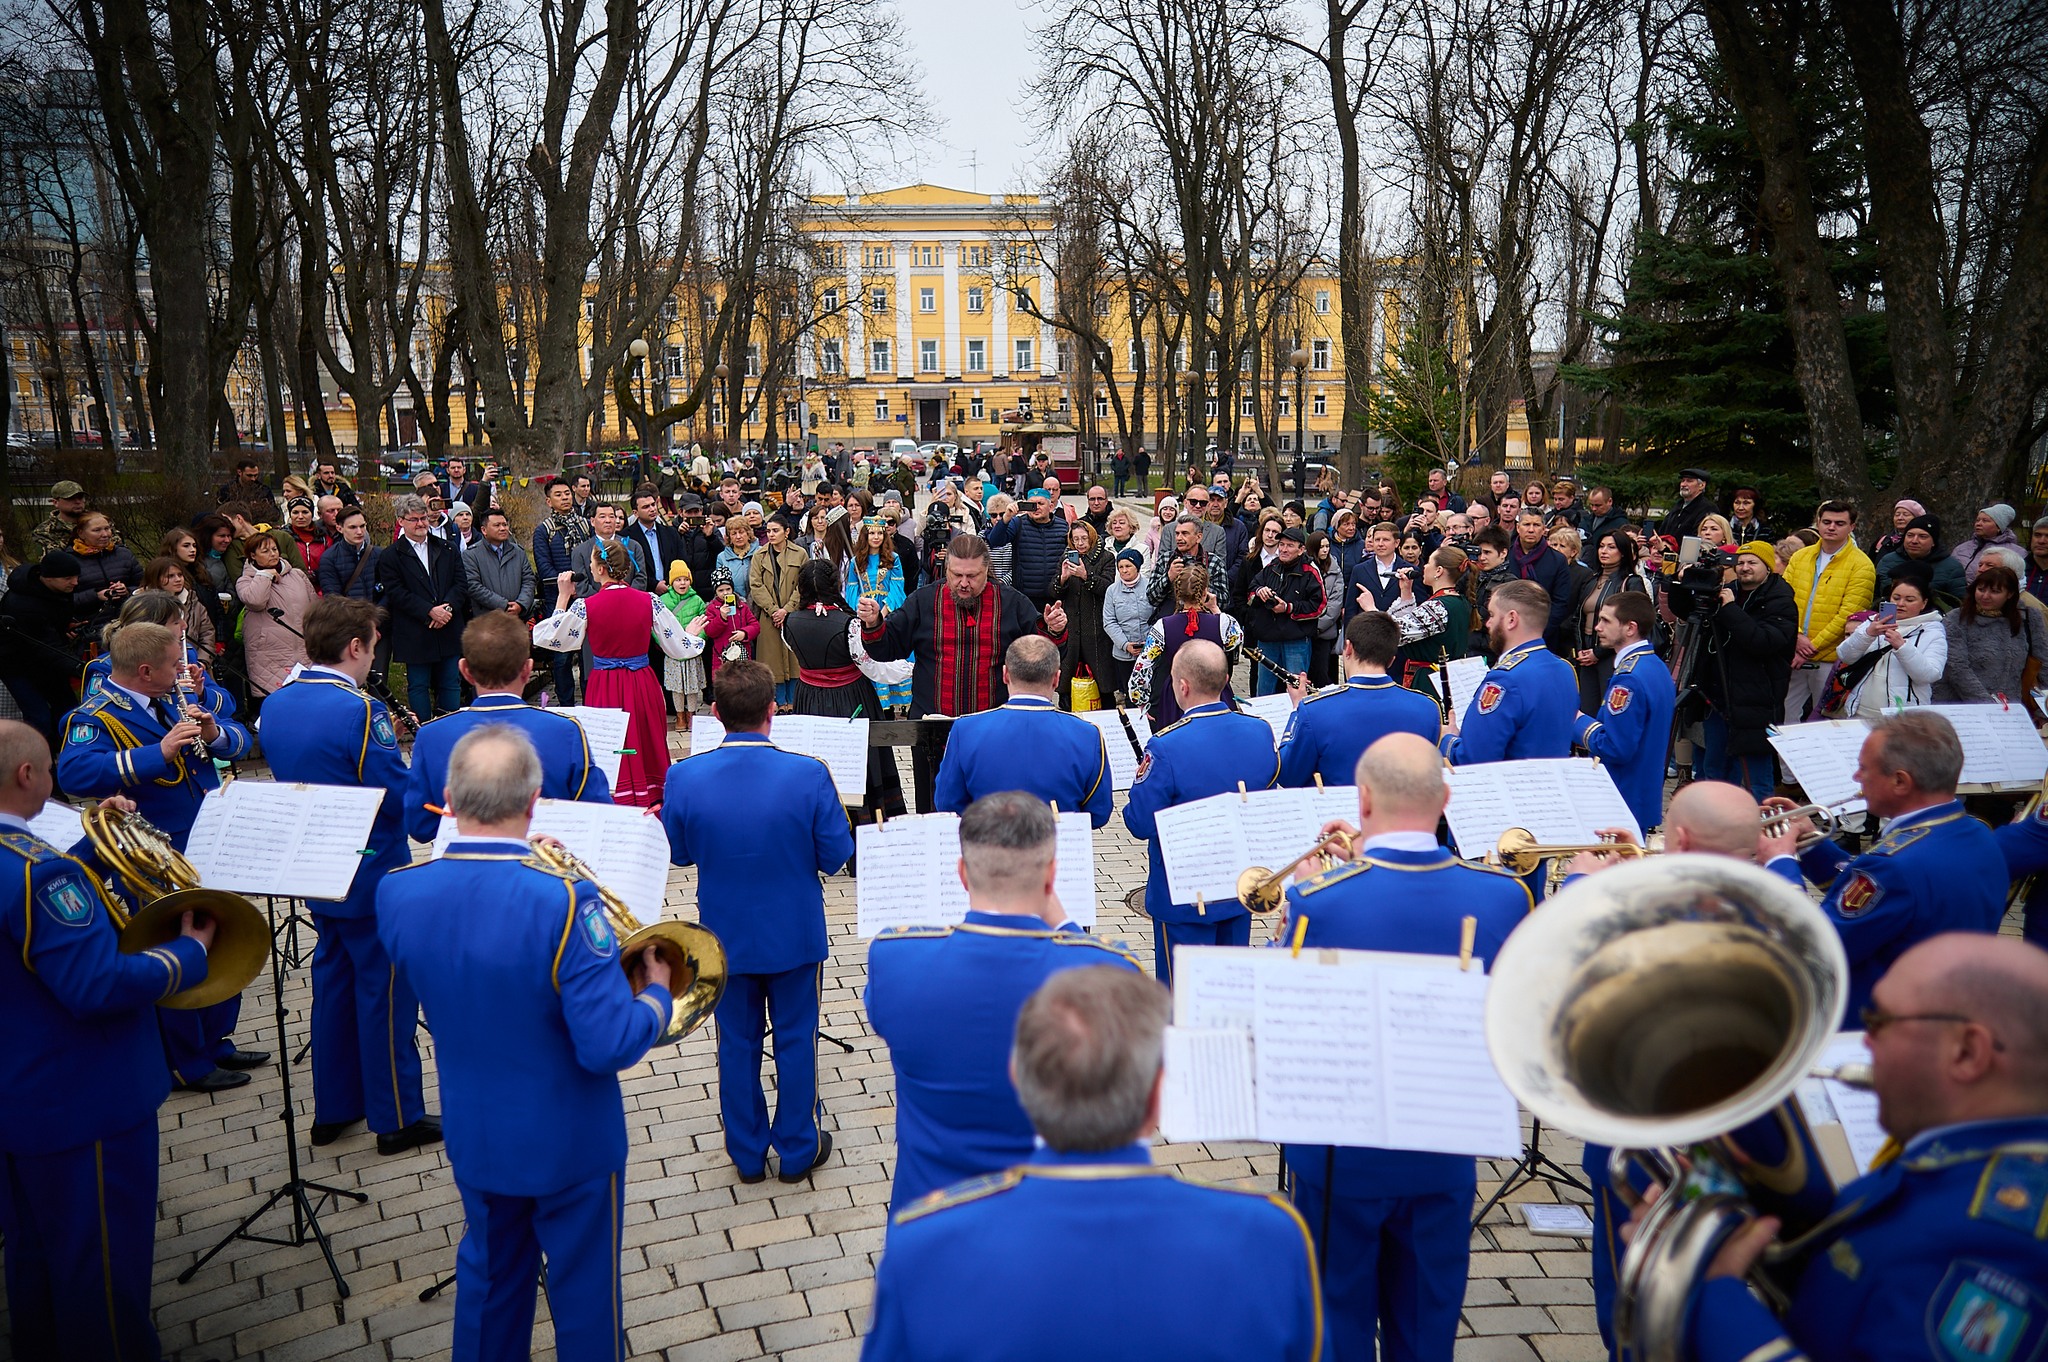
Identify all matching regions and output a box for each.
[1127,564,1242,726]
[658,559,709,728]
[536,541,705,806]
[783,560,910,822]
[844,514,911,713]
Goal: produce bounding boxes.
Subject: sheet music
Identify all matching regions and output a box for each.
[1444,759,1640,860]
[855,815,968,937]
[1377,965,1521,1157]
[1153,795,1253,903]
[1767,721,1869,815]
[1081,709,1152,791]
[27,799,85,853]
[184,782,387,900]
[1239,788,1317,881]
[1252,952,1386,1147]
[1446,655,1489,729]
[555,706,630,786]
[1159,1027,1259,1143]
[689,714,870,800]
[1918,704,2048,788]
[1054,812,1097,929]
[432,798,673,923]
[1171,945,1258,1032]
[1239,691,1297,744]
[1310,784,1360,831]
[1818,1033,1884,1176]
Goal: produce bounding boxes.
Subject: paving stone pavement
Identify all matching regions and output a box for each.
[1,727,1612,1362]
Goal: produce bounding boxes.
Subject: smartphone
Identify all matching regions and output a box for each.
[1876,603,1898,625]
[1065,551,1083,566]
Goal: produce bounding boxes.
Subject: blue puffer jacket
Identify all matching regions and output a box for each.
[986,513,1071,605]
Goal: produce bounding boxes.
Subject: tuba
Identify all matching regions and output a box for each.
[80,805,270,1009]
[525,839,726,1043]
[1484,855,1851,1362]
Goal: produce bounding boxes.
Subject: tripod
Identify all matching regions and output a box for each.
[178,895,368,1296]
[1470,1118,1591,1228]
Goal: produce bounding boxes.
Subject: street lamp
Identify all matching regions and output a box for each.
[1289,347,1309,478]
[1446,146,1476,479]
[713,361,730,459]
[627,337,651,481]
[1180,369,1202,480]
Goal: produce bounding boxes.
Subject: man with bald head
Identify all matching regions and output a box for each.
[933,634,1113,828]
[1675,933,2048,1362]
[1282,732,1532,1362]
[1122,640,1280,982]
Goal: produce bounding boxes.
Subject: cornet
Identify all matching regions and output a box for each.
[1489,826,1648,877]
[1235,829,1358,913]
[1758,800,1843,849]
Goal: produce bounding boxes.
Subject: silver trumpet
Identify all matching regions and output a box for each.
[1759,800,1844,850]
[1485,855,1852,1362]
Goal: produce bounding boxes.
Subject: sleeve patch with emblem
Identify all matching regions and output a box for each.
[1836,870,1884,918]
[1927,1261,2045,1362]
[1132,752,1153,784]
[67,721,96,745]
[1476,681,1505,715]
[38,873,97,927]
[581,901,617,956]
[1605,685,1631,714]
[371,711,398,748]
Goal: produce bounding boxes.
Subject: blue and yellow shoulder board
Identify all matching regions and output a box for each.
[893,1169,1023,1225]
[1151,714,1193,739]
[1052,932,1141,964]
[1868,823,1936,858]
[0,829,57,863]
[1967,1150,2048,1238]
[1299,683,1348,707]
[1295,859,1370,897]
[1496,650,1532,672]
[874,924,954,942]
[1614,653,1642,675]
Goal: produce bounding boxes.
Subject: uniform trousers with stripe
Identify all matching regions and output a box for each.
[310,912,426,1134]
[453,1168,626,1362]
[714,966,821,1178]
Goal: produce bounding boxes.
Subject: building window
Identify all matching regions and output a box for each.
[701,297,717,319]
[1278,392,1291,417]
[709,400,721,423]
[582,299,595,320]
[966,286,984,314]
[583,346,595,377]
[1128,339,1144,371]
[870,287,888,313]
[1311,339,1330,369]
[661,297,677,320]
[919,340,939,372]
[966,339,986,372]
[1206,348,1219,371]
[665,345,685,379]
[1014,339,1034,371]
[1014,286,1031,311]
[1056,342,1071,372]
[970,395,985,420]
[918,245,937,266]
[1314,433,1328,450]
[822,287,839,311]
[1312,392,1327,416]
[1095,395,1109,419]
[1204,397,1217,419]
[1093,295,1110,317]
[1240,394,1255,417]
[871,340,891,372]
[745,345,759,377]
[1238,434,1254,450]
[864,245,892,269]
[821,340,842,375]
[1279,433,1292,450]
[919,287,935,313]
[826,395,841,422]
[1315,289,1331,314]
[1207,289,1220,315]
[966,245,987,267]
[875,397,890,422]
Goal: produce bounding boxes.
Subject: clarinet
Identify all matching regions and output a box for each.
[171,629,210,761]
[1241,641,1301,690]
[1430,644,1455,723]
[1110,693,1147,762]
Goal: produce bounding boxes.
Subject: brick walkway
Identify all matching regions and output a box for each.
[4,734,1607,1362]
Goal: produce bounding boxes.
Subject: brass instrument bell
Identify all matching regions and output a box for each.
[81,804,269,1009]
[1235,829,1358,913]
[1490,827,1648,878]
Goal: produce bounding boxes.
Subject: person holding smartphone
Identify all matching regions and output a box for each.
[1830,563,1946,717]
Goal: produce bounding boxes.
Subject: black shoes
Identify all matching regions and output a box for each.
[218,1048,271,1070]
[179,1069,249,1094]
[309,1119,361,1147]
[377,1117,443,1156]
[779,1130,833,1184]
[738,1167,768,1186]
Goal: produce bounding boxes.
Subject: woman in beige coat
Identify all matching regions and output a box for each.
[747,518,809,706]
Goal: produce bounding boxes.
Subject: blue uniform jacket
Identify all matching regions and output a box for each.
[0,824,208,1155]
[56,683,250,846]
[1996,803,2048,879]
[661,733,854,975]
[1572,643,1675,833]
[866,912,1140,1211]
[1440,639,1578,766]
[1282,845,1531,1195]
[1797,802,2006,1020]
[864,1144,1322,1362]
[933,695,1113,827]
[376,839,671,1197]
[405,695,611,844]
[1690,1116,2048,1362]
[257,668,411,919]
[1277,674,1441,789]
[1122,701,1279,925]
[83,647,244,731]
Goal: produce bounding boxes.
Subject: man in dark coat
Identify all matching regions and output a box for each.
[376,493,470,719]
[1660,468,1720,543]
[1507,510,1576,652]
[1698,541,1798,800]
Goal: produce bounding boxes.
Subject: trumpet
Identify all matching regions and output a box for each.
[525,839,726,1043]
[1236,829,1358,913]
[81,804,268,1009]
[1758,800,1842,849]
[1489,826,1648,877]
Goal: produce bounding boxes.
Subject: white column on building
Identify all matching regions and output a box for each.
[845,241,865,380]
[942,242,962,378]
[992,271,1010,379]
[1038,257,1056,377]
[894,239,913,379]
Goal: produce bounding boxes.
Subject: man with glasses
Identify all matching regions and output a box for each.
[1081,485,1112,538]
[1180,487,1227,565]
[376,494,470,719]
[1762,709,2004,1019]
[1655,931,2048,1362]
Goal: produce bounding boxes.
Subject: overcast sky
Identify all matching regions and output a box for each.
[889,0,1044,193]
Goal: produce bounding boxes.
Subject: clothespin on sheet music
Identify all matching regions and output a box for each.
[1998,692,2011,711]
[1050,801,1058,815]
[1313,773,1323,789]
[874,808,885,827]
[1238,781,1248,803]
[1459,916,1477,971]
[1290,915,1309,958]
[1195,894,1205,918]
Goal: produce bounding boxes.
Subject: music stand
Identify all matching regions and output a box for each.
[178,894,368,1296]
[1470,1118,1590,1228]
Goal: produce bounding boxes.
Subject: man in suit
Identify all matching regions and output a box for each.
[1279,612,1442,789]
[462,508,538,622]
[376,493,470,720]
[568,504,649,595]
[933,635,1113,828]
[1344,521,1406,619]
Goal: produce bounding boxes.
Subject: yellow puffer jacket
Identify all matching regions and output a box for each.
[1785,541,1876,660]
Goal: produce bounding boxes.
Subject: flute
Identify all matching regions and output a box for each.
[171,629,209,761]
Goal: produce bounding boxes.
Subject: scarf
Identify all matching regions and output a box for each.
[545,512,593,552]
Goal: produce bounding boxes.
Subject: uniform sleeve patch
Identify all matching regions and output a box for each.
[1836,871,1884,918]
[1605,686,1631,714]
[38,873,97,927]
[67,721,96,745]
[580,900,617,957]
[84,673,103,696]
[1476,682,1504,715]
[1927,1261,2046,1362]
[1971,1153,2048,1237]
[1132,752,1153,784]
[371,711,398,749]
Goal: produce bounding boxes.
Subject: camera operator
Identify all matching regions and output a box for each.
[1696,542,1796,800]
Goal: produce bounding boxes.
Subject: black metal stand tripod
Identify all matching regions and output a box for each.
[178,895,368,1296]
[1470,1118,1591,1228]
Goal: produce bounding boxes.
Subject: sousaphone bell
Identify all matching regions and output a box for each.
[80,804,269,1009]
